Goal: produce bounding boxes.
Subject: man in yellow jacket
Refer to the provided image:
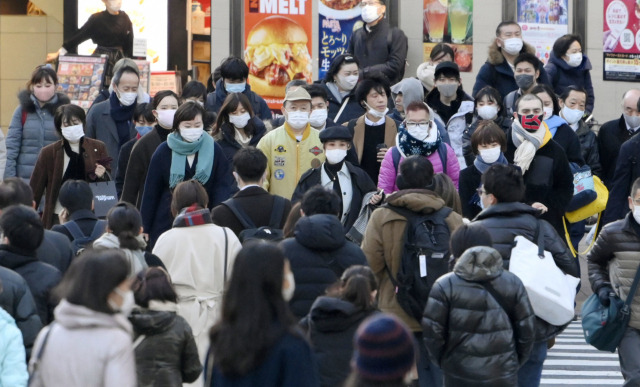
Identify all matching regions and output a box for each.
[257,88,325,199]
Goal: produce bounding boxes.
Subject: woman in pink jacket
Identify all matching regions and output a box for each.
[378,101,459,194]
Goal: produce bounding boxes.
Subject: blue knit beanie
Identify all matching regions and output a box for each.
[353,314,416,382]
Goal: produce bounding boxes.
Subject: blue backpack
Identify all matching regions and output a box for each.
[62,220,107,255]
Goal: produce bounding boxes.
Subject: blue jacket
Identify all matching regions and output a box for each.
[472,41,551,99]
[544,52,595,113]
[140,141,235,249]
[5,91,70,180]
[205,79,272,120]
[0,307,28,387]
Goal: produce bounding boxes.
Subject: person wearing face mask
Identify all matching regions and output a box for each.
[545,34,595,114]
[257,87,325,199]
[303,84,336,131]
[141,102,235,249]
[503,53,544,117]
[379,102,459,194]
[292,127,376,231]
[89,58,151,110]
[121,90,180,209]
[204,57,272,120]
[180,80,207,106]
[28,249,137,387]
[6,66,70,181]
[86,65,140,177]
[462,86,513,166]
[504,94,573,237]
[558,86,600,175]
[598,89,640,188]
[347,0,408,85]
[426,62,475,169]
[417,43,455,94]
[152,181,241,370]
[345,74,397,185]
[30,104,110,229]
[46,0,134,87]
[207,241,319,387]
[213,93,267,164]
[322,54,366,124]
[459,122,509,219]
[473,21,551,99]
[281,186,368,319]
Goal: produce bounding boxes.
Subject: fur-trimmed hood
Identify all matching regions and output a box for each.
[18,89,70,115]
[487,39,537,66]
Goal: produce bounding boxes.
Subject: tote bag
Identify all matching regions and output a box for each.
[89,180,118,218]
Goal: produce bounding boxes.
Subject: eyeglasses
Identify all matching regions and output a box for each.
[405,121,431,129]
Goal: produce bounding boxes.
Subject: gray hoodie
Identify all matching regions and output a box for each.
[391,77,425,111]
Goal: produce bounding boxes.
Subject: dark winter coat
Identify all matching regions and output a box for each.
[603,133,640,225]
[115,136,137,198]
[597,116,637,188]
[140,142,235,249]
[291,161,377,231]
[544,52,595,113]
[51,209,103,242]
[129,304,202,386]
[0,246,62,325]
[214,118,267,164]
[0,266,42,356]
[205,79,272,120]
[471,202,579,341]
[323,82,365,125]
[347,19,408,84]
[462,115,512,167]
[505,131,574,237]
[5,91,70,180]
[280,214,368,319]
[422,246,536,387]
[575,120,601,177]
[550,123,585,166]
[36,230,74,274]
[459,164,482,220]
[301,297,377,387]
[472,41,551,99]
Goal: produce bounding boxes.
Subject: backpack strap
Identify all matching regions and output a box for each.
[21,109,27,126]
[334,97,350,123]
[479,281,515,330]
[268,196,286,229]
[437,142,448,175]
[62,221,86,240]
[392,147,401,175]
[89,220,107,240]
[222,198,256,229]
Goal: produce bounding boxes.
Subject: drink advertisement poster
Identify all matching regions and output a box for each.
[603,0,640,82]
[244,0,314,109]
[517,0,569,65]
[56,55,107,109]
[423,0,473,72]
[318,0,363,80]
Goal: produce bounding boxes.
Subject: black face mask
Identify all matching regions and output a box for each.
[515,74,535,90]
[517,113,544,133]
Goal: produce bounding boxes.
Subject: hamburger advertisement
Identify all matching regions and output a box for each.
[244,0,313,109]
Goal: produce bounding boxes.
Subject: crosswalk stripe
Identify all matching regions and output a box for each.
[543,370,622,376]
[547,352,619,358]
[551,344,604,350]
[541,379,621,384]
[544,359,620,366]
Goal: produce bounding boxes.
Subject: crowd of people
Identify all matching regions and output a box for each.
[2,1,640,386]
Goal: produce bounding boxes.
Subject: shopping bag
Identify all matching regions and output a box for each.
[89,180,118,218]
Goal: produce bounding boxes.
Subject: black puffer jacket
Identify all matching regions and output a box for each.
[575,120,602,177]
[422,246,536,387]
[280,214,368,319]
[472,202,579,341]
[301,297,377,387]
[129,303,202,386]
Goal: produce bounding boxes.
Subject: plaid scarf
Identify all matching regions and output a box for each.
[172,204,213,228]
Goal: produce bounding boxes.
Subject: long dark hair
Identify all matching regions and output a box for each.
[212,92,256,137]
[209,241,298,376]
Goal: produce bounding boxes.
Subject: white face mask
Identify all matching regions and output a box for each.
[61,123,85,143]
[109,288,135,316]
[106,0,122,12]
[566,52,583,67]
[116,90,137,106]
[229,112,251,129]
[282,272,295,302]
[502,37,523,56]
[407,124,431,142]
[624,114,640,130]
[543,106,554,120]
[365,103,388,120]
[309,109,328,128]
[477,105,499,120]
[336,74,359,91]
[180,127,204,142]
[479,146,501,164]
[361,5,381,24]
[225,82,246,93]
[286,111,310,130]
[562,105,584,125]
[325,148,347,164]
[157,109,176,129]
[633,205,640,224]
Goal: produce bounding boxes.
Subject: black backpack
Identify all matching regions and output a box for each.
[383,204,452,321]
[222,196,287,243]
[62,219,107,256]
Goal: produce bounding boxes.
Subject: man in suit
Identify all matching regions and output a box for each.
[211,147,291,237]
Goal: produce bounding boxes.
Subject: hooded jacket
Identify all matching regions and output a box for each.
[5,90,70,180]
[422,246,536,387]
[93,233,148,277]
[205,79,272,120]
[471,202,579,341]
[128,301,202,386]
[302,297,377,387]
[472,40,551,99]
[28,300,136,387]
[361,190,463,331]
[391,78,424,110]
[322,81,365,125]
[545,52,595,113]
[279,214,367,319]
[0,307,28,387]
